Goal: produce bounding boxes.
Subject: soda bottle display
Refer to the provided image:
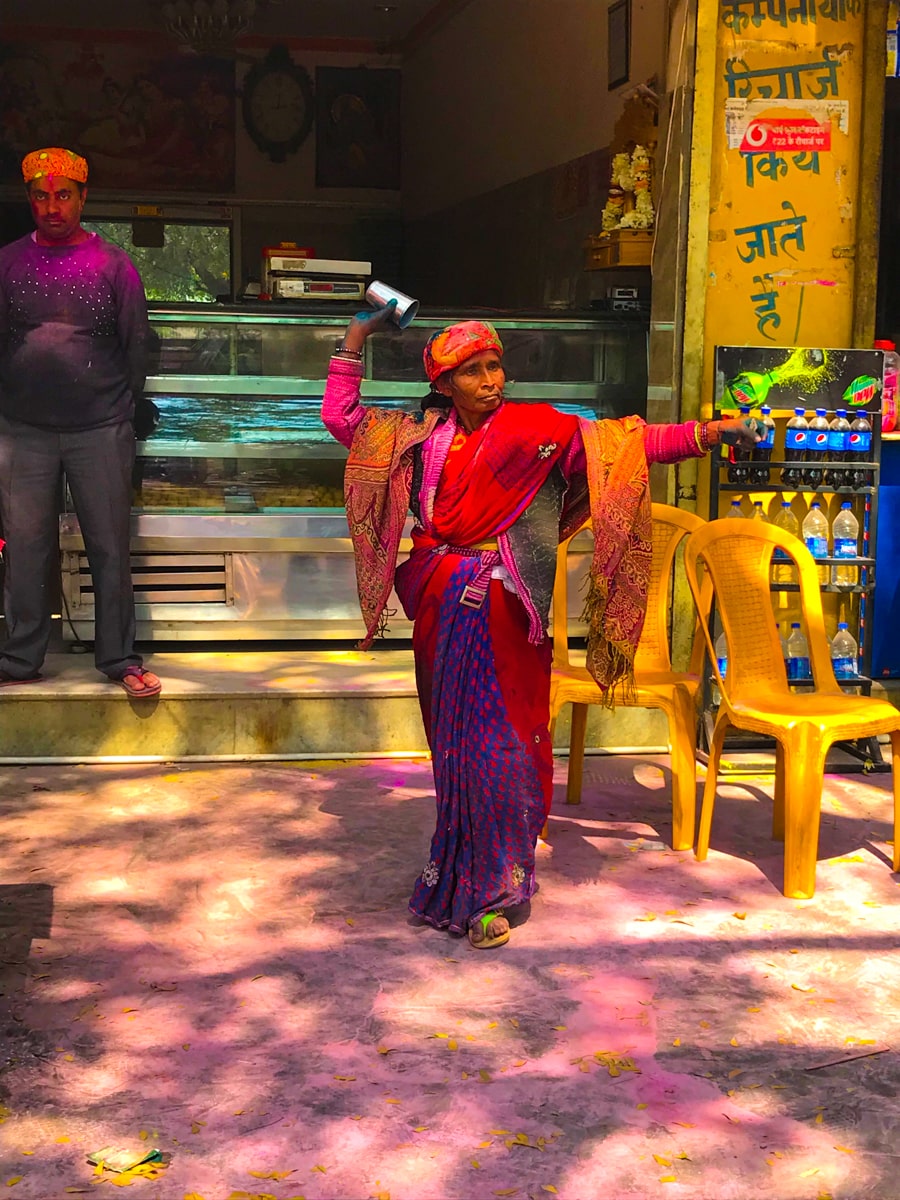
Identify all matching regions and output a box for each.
[824,408,851,488]
[727,405,752,485]
[749,499,768,522]
[847,412,873,490]
[831,501,859,589]
[781,406,809,487]
[749,404,776,484]
[830,621,859,680]
[786,622,812,681]
[771,500,800,584]
[875,339,899,434]
[801,500,829,585]
[802,407,830,488]
[725,499,745,518]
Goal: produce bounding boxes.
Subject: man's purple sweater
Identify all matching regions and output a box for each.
[0,232,150,431]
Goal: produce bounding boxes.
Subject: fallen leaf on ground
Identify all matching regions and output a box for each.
[334,1075,356,1082]
[732,912,747,920]
[835,1145,855,1154]
[635,913,657,922]
[800,1168,820,1177]
[479,1069,492,1083]
[542,1189,558,1195]
[249,1171,294,1181]
[471,1160,481,1169]
[653,1155,671,1167]
[377,1046,396,1055]
[792,984,814,993]
[190,1122,205,1134]
[5,1181,22,1189]
[385,1098,401,1105]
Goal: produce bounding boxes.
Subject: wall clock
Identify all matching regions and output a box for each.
[242,44,315,163]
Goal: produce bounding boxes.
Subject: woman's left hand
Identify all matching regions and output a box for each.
[714,417,763,449]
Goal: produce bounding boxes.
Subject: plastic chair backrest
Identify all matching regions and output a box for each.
[552,503,707,672]
[683,517,838,704]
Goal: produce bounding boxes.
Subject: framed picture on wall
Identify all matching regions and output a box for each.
[315,66,401,190]
[608,0,631,90]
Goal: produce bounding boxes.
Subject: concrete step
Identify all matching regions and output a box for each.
[0,651,669,763]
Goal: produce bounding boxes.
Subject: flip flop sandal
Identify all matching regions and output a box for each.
[0,671,41,688]
[468,911,510,950]
[117,667,162,698]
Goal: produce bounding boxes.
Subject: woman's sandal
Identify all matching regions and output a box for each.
[116,667,162,698]
[468,911,510,950]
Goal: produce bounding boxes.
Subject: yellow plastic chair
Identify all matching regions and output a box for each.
[683,518,900,899]
[549,503,708,851]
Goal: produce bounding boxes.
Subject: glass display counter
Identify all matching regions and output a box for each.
[59,306,648,641]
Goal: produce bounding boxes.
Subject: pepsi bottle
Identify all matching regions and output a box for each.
[727,405,752,485]
[781,406,808,488]
[825,408,851,489]
[848,412,873,490]
[803,407,830,488]
[749,404,776,484]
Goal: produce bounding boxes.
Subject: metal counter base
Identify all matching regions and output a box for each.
[59,510,415,642]
[59,513,594,643]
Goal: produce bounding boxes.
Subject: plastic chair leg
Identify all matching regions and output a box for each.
[566,703,588,805]
[666,690,698,851]
[696,715,728,862]
[781,726,827,900]
[772,740,786,842]
[891,730,900,874]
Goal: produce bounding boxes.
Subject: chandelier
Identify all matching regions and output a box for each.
[160,0,260,54]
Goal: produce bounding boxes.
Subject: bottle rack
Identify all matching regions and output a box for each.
[702,406,885,773]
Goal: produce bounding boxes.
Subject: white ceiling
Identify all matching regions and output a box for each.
[5,0,449,45]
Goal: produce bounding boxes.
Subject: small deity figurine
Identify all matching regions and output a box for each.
[601,183,626,231]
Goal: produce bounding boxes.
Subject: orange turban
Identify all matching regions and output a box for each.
[22,147,88,185]
[423,320,503,383]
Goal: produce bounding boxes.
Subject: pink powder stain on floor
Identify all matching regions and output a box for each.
[0,755,896,1197]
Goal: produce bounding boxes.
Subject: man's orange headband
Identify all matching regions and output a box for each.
[22,147,88,185]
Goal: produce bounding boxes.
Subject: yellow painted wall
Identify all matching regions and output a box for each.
[692,0,867,422]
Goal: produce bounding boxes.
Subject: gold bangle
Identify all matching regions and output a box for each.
[693,421,705,453]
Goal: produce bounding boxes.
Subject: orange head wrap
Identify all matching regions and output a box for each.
[22,147,88,185]
[423,320,503,383]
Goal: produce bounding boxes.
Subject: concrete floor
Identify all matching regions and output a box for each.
[0,752,899,1198]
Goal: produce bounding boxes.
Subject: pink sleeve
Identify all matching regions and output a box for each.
[321,357,366,449]
[559,419,705,476]
[642,421,705,464]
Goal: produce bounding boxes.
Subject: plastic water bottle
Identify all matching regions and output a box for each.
[725,499,745,518]
[749,499,768,523]
[831,501,859,589]
[781,406,808,487]
[715,630,728,679]
[771,500,800,584]
[803,407,830,488]
[848,413,873,490]
[776,622,789,676]
[749,404,776,484]
[825,408,851,488]
[786,622,811,681]
[727,405,752,485]
[802,500,829,585]
[830,621,858,680]
[875,339,899,434]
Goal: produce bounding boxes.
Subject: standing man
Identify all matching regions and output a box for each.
[0,147,160,696]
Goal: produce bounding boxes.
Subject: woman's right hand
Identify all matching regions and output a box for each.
[339,299,398,353]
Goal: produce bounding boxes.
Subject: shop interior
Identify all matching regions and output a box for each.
[0,0,664,647]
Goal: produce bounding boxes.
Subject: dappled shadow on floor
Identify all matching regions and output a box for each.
[0,754,898,1198]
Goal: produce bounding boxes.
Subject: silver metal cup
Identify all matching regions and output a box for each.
[365,280,419,329]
